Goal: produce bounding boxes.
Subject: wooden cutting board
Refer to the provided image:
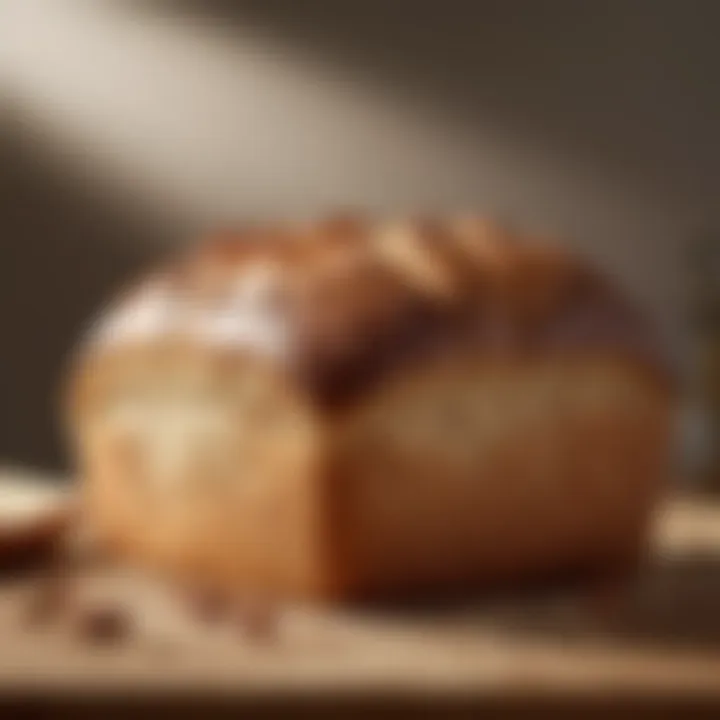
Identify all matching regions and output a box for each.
[1,467,720,709]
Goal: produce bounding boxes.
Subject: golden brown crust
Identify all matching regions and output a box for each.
[327,355,674,600]
[72,215,673,414]
[73,347,329,599]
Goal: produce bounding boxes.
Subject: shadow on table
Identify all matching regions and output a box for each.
[358,550,720,654]
[487,552,720,652]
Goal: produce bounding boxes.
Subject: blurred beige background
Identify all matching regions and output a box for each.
[0,0,718,469]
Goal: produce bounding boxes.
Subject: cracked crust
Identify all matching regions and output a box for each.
[72,216,673,411]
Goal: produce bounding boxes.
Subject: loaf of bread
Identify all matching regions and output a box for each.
[65,217,676,601]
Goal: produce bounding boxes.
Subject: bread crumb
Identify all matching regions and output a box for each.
[74,603,132,645]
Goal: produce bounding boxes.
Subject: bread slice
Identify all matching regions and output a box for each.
[0,472,73,566]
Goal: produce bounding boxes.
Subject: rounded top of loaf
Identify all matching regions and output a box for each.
[77,215,672,409]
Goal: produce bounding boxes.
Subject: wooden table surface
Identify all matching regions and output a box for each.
[2,469,720,708]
